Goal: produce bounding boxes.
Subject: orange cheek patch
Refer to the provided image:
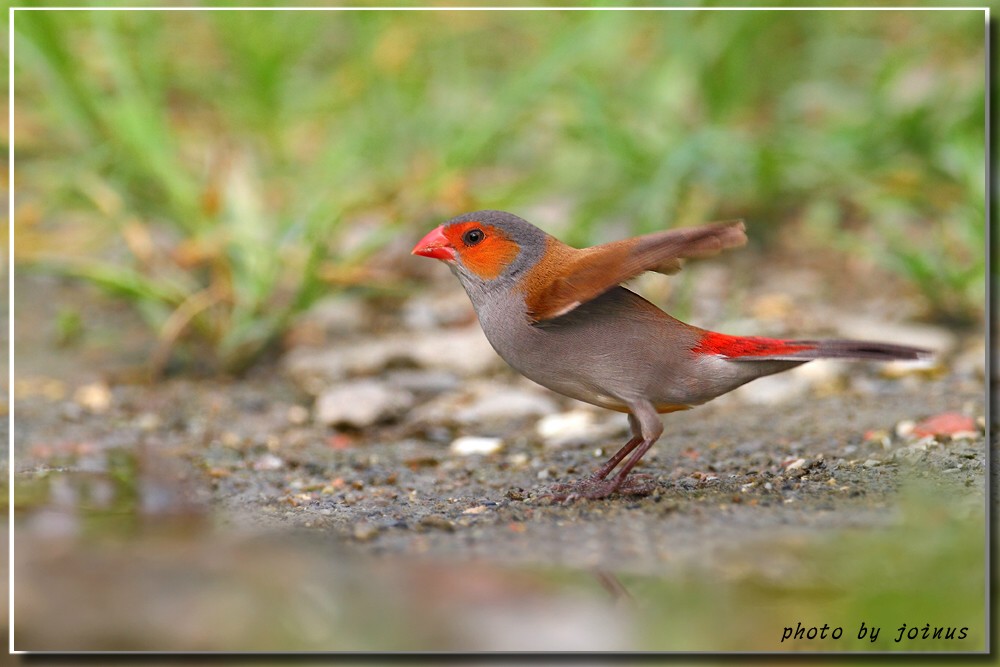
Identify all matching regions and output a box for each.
[461,237,520,279]
[444,222,520,280]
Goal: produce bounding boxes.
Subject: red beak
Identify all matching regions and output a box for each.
[412,226,456,261]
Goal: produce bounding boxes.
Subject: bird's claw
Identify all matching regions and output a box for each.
[538,473,657,502]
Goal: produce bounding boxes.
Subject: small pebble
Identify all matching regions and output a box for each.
[136,412,161,431]
[784,458,807,471]
[508,452,529,467]
[679,477,699,490]
[505,489,526,501]
[863,429,891,448]
[253,454,285,471]
[730,371,813,405]
[418,515,455,532]
[880,357,945,379]
[315,380,414,428]
[384,369,460,395]
[450,436,504,456]
[352,522,379,541]
[455,389,558,424]
[911,412,978,439]
[535,410,610,448]
[287,405,310,425]
[74,382,112,413]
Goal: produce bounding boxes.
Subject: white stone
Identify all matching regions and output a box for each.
[455,388,558,424]
[450,436,504,456]
[409,327,502,377]
[74,382,112,413]
[383,369,459,394]
[314,380,414,428]
[730,370,812,405]
[785,458,807,471]
[253,454,285,471]
[286,405,310,425]
[895,420,916,438]
[794,358,847,382]
[880,356,944,379]
[536,409,627,448]
[537,410,594,439]
[283,343,404,394]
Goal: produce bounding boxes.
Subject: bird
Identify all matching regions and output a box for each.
[411,210,931,500]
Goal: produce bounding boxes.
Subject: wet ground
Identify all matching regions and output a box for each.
[9,262,988,652]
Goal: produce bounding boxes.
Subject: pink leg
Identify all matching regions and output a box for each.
[591,436,642,480]
[590,413,643,480]
[543,402,663,501]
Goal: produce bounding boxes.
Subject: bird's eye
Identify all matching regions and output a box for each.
[462,228,485,246]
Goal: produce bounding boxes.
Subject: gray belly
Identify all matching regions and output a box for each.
[469,285,805,412]
[471,287,700,410]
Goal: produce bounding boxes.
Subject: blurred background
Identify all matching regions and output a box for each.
[8,5,987,654]
[12,6,985,373]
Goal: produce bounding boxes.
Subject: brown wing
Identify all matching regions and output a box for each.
[524,220,747,322]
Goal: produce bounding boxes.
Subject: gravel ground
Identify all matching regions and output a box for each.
[9,271,987,652]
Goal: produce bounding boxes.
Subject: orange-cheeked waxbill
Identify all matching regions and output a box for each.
[412,210,930,500]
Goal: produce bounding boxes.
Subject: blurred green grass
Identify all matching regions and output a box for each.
[12,8,986,372]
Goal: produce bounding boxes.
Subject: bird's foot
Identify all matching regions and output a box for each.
[539,473,657,502]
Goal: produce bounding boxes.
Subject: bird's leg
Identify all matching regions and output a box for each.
[588,413,644,480]
[598,401,662,496]
[542,402,663,501]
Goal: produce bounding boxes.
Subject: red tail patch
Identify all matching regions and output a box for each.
[693,332,815,358]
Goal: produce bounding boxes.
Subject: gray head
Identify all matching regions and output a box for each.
[412,210,551,293]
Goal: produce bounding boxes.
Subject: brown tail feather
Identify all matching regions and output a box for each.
[728,339,932,362]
